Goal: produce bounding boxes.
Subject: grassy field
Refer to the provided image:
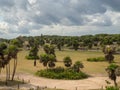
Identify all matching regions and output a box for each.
[1,48,120,75]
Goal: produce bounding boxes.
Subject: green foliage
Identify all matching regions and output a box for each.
[106,63,119,86]
[107,63,119,71]
[72,40,79,51]
[0,43,7,50]
[26,55,39,60]
[36,67,88,80]
[63,56,72,67]
[26,46,39,60]
[87,57,105,62]
[43,44,55,55]
[40,54,56,67]
[73,61,84,72]
[0,42,7,55]
[106,86,119,90]
[10,39,21,47]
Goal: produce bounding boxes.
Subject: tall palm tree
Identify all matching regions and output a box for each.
[7,45,18,81]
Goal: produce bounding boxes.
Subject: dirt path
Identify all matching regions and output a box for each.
[0,74,120,90]
[11,73,119,90]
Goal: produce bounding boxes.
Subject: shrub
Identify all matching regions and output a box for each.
[87,57,105,62]
[106,86,119,90]
[26,55,39,60]
[36,67,88,80]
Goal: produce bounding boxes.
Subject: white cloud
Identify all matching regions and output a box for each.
[0,0,120,39]
[0,21,9,30]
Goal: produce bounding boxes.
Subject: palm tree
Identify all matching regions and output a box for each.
[40,54,56,68]
[104,45,114,63]
[63,56,72,68]
[49,45,55,56]
[48,54,56,68]
[72,40,79,51]
[106,63,119,86]
[43,44,56,56]
[40,54,49,68]
[7,45,18,81]
[43,45,49,54]
[0,42,12,84]
[73,61,84,72]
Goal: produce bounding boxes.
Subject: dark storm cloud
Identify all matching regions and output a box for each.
[103,0,120,11]
[0,0,120,38]
[0,0,14,7]
[30,0,107,26]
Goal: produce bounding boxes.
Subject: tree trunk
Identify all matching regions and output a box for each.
[11,58,17,81]
[114,80,117,87]
[8,62,10,80]
[0,68,1,74]
[34,59,36,66]
[6,65,8,85]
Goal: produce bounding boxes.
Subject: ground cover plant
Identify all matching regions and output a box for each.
[87,57,105,62]
[36,67,88,80]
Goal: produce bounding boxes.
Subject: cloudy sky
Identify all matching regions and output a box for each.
[0,0,120,39]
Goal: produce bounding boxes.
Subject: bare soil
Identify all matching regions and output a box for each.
[1,73,119,90]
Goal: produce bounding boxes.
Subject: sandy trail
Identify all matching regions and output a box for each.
[10,73,119,90]
[16,74,120,90]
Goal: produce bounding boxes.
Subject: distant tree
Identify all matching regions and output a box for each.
[57,42,62,51]
[43,44,55,56]
[43,44,50,54]
[10,39,21,47]
[72,40,79,51]
[104,45,114,63]
[29,45,39,66]
[39,39,45,46]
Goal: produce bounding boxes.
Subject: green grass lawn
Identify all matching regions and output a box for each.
[1,49,120,75]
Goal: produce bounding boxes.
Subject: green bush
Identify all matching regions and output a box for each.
[87,57,105,62]
[26,55,39,60]
[106,86,119,90]
[36,67,88,80]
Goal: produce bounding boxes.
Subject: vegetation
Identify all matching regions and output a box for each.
[0,34,120,89]
[106,86,119,90]
[106,63,119,86]
[73,61,84,72]
[36,67,88,80]
[104,45,115,63]
[63,56,72,67]
[87,57,105,62]
[40,54,56,68]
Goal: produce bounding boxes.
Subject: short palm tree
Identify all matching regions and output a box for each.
[106,63,119,86]
[48,54,56,68]
[73,61,84,72]
[40,54,49,68]
[63,56,72,68]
